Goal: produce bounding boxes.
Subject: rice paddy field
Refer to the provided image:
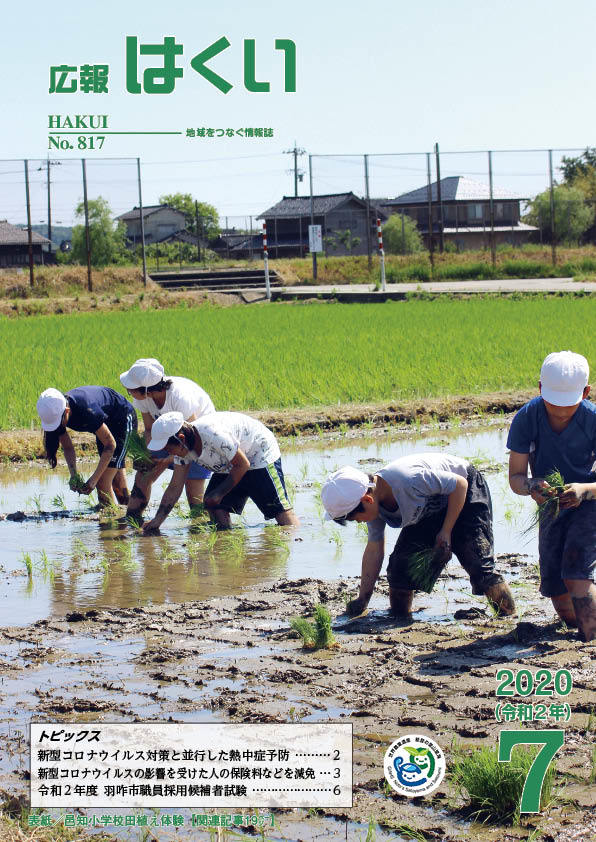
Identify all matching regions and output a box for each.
[1,296,595,430]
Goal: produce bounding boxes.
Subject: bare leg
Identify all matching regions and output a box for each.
[550,593,578,628]
[95,468,118,507]
[112,468,129,505]
[484,581,515,616]
[186,478,206,512]
[275,509,300,527]
[564,579,596,642]
[209,508,232,529]
[127,461,169,516]
[389,587,414,617]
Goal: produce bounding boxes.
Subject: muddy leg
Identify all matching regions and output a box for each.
[275,509,300,527]
[389,587,414,617]
[483,581,515,616]
[209,508,232,529]
[550,593,578,628]
[112,468,129,505]
[186,478,206,513]
[564,579,596,642]
[95,469,117,508]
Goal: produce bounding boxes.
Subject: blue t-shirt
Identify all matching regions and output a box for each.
[507,396,596,484]
[66,386,133,434]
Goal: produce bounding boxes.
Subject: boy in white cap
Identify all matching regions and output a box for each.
[508,350,596,642]
[141,411,299,531]
[36,386,136,506]
[119,358,215,520]
[321,454,515,619]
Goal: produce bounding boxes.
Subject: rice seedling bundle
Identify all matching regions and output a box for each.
[290,603,338,650]
[522,468,566,535]
[126,430,154,469]
[406,548,447,593]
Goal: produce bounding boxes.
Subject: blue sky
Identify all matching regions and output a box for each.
[1,0,594,225]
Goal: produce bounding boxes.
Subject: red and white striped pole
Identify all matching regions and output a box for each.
[377,218,386,292]
[262,222,271,300]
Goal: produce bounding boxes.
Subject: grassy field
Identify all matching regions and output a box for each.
[2,245,596,298]
[1,297,595,430]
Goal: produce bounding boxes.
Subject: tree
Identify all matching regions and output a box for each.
[383,213,424,254]
[71,197,128,266]
[524,185,594,245]
[560,147,596,183]
[158,192,220,240]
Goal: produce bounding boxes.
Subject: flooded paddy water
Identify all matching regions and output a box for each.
[1,423,595,841]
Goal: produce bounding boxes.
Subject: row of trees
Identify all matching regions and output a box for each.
[65,193,220,267]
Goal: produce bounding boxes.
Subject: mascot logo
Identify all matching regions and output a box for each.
[384,734,445,797]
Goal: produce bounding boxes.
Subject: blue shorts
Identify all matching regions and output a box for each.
[538,500,596,597]
[151,448,211,481]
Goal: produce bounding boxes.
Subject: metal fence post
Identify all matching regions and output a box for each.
[364,154,372,270]
[426,152,435,276]
[137,157,147,285]
[309,154,317,281]
[548,149,557,266]
[81,158,92,292]
[23,159,35,288]
[488,150,496,269]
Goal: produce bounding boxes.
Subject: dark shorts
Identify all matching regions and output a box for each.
[151,448,211,480]
[538,500,596,597]
[206,458,292,519]
[96,408,137,469]
[386,465,504,594]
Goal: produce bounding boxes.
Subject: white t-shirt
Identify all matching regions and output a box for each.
[184,412,280,473]
[133,376,215,421]
[367,452,470,541]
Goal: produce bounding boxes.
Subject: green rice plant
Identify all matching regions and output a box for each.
[329,527,343,550]
[406,547,445,593]
[20,551,33,578]
[68,472,86,493]
[51,492,67,510]
[72,538,93,561]
[38,550,55,581]
[450,742,556,825]
[127,430,154,469]
[290,603,338,650]
[522,468,566,536]
[26,493,43,513]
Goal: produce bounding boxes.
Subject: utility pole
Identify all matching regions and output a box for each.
[37,159,61,255]
[283,142,306,196]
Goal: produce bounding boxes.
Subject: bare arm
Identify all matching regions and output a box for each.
[83,424,116,491]
[143,463,190,532]
[509,450,551,503]
[346,539,385,616]
[141,412,154,445]
[434,475,468,561]
[59,431,77,476]
[204,449,250,507]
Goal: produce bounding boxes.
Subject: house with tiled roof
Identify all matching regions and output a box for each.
[0,220,52,268]
[116,204,187,246]
[379,176,538,250]
[257,192,388,257]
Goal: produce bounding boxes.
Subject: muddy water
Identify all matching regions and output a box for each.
[1,424,536,627]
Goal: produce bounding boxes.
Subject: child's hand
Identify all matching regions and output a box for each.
[526,478,554,505]
[559,483,585,509]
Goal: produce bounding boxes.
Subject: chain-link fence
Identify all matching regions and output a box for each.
[304,147,595,280]
[2,147,594,289]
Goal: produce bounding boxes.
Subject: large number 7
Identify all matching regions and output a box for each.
[498,730,564,813]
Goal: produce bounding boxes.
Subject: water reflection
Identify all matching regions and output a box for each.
[1,423,537,626]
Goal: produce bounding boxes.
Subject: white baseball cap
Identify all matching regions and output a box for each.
[148,411,185,451]
[321,466,370,521]
[37,388,67,432]
[540,351,589,407]
[120,358,165,390]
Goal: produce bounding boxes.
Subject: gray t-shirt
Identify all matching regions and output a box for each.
[367,452,469,542]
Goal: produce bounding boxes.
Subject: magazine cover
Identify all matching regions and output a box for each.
[1,1,595,840]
